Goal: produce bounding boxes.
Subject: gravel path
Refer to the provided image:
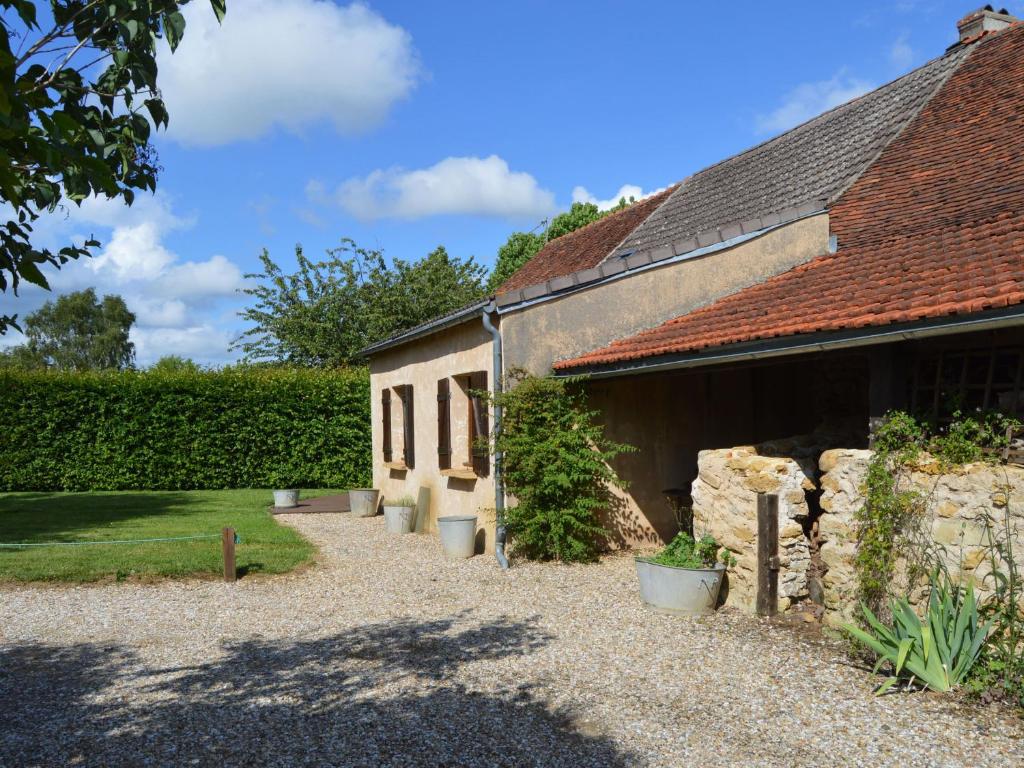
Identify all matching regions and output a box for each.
[1,512,1021,767]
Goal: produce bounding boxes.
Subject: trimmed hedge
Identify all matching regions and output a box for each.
[0,366,371,491]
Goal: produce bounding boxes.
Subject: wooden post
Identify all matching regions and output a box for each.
[222,527,236,583]
[756,493,779,617]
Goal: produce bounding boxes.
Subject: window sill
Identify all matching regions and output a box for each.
[384,461,408,471]
[441,468,478,480]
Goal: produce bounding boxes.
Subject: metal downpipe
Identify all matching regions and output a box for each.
[482,301,508,569]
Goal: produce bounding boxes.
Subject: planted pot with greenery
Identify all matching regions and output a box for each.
[635,533,736,616]
[383,496,416,534]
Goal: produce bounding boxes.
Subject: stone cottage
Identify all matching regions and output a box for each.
[362,8,1024,614]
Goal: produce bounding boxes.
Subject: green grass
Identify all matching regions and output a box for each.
[0,489,330,583]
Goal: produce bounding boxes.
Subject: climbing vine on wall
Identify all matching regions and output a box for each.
[855,409,1020,617]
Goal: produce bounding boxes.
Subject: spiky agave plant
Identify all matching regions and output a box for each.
[844,573,992,694]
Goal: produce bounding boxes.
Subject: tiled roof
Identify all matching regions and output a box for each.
[613,45,970,260]
[555,26,1024,372]
[496,186,677,294]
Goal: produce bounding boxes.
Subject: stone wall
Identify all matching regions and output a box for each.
[691,446,817,611]
[693,443,1024,622]
[818,449,1024,622]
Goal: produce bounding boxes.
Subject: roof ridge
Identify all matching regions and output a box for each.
[591,184,680,258]
[683,43,972,185]
[825,39,976,207]
[545,184,679,245]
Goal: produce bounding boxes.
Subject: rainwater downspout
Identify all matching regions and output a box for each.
[482,301,508,569]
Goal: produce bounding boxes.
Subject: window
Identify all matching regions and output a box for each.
[381,385,414,469]
[910,345,1024,423]
[437,371,489,477]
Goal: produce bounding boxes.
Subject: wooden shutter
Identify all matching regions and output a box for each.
[469,371,489,477]
[401,385,415,469]
[437,378,451,470]
[381,389,392,462]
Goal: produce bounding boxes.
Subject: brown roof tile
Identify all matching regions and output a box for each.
[496,186,677,294]
[556,26,1024,371]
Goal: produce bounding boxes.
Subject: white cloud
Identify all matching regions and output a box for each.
[889,34,914,70]
[157,0,420,146]
[1,193,245,366]
[335,155,557,220]
[131,325,236,363]
[755,70,874,135]
[572,183,665,210]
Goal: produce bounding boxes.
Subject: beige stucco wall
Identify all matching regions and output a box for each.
[500,213,830,374]
[370,322,497,551]
[366,213,831,554]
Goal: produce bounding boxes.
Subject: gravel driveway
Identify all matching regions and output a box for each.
[1,512,1021,767]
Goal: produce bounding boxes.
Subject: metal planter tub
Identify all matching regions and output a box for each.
[383,504,415,534]
[635,558,725,616]
[437,515,477,559]
[348,489,381,518]
[273,489,299,508]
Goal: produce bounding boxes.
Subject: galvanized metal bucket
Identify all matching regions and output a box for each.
[383,505,415,534]
[348,489,380,517]
[273,489,299,508]
[635,559,725,615]
[437,515,477,558]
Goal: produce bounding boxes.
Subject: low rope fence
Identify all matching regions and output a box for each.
[0,527,241,582]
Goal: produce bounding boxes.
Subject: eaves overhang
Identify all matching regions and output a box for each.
[553,305,1024,379]
[495,202,827,316]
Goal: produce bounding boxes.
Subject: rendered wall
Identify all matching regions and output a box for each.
[500,213,830,374]
[369,322,497,551]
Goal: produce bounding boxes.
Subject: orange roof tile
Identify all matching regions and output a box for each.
[497,186,677,294]
[556,25,1024,372]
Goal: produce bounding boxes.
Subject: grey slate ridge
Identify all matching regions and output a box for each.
[613,44,971,259]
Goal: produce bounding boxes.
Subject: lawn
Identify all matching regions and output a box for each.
[0,490,329,583]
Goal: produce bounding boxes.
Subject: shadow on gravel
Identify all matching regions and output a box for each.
[0,613,636,767]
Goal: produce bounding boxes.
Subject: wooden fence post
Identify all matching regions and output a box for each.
[756,493,779,617]
[222,527,236,583]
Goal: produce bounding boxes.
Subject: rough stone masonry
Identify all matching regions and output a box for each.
[692,443,1024,623]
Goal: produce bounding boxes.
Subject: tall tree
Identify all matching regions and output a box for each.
[362,245,487,344]
[233,240,487,367]
[0,0,227,333]
[13,287,135,370]
[544,201,601,241]
[486,231,545,293]
[233,242,374,368]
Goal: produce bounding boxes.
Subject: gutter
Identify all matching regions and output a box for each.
[481,301,508,569]
[357,299,488,358]
[554,305,1024,380]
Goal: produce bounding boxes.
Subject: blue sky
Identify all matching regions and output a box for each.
[4,0,1021,365]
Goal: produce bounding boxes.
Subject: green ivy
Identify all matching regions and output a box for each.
[0,366,371,491]
[490,371,634,563]
[855,409,1020,616]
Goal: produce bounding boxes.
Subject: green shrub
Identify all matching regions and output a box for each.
[844,572,991,694]
[0,366,371,491]
[855,409,1020,616]
[645,532,735,569]
[492,371,634,563]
